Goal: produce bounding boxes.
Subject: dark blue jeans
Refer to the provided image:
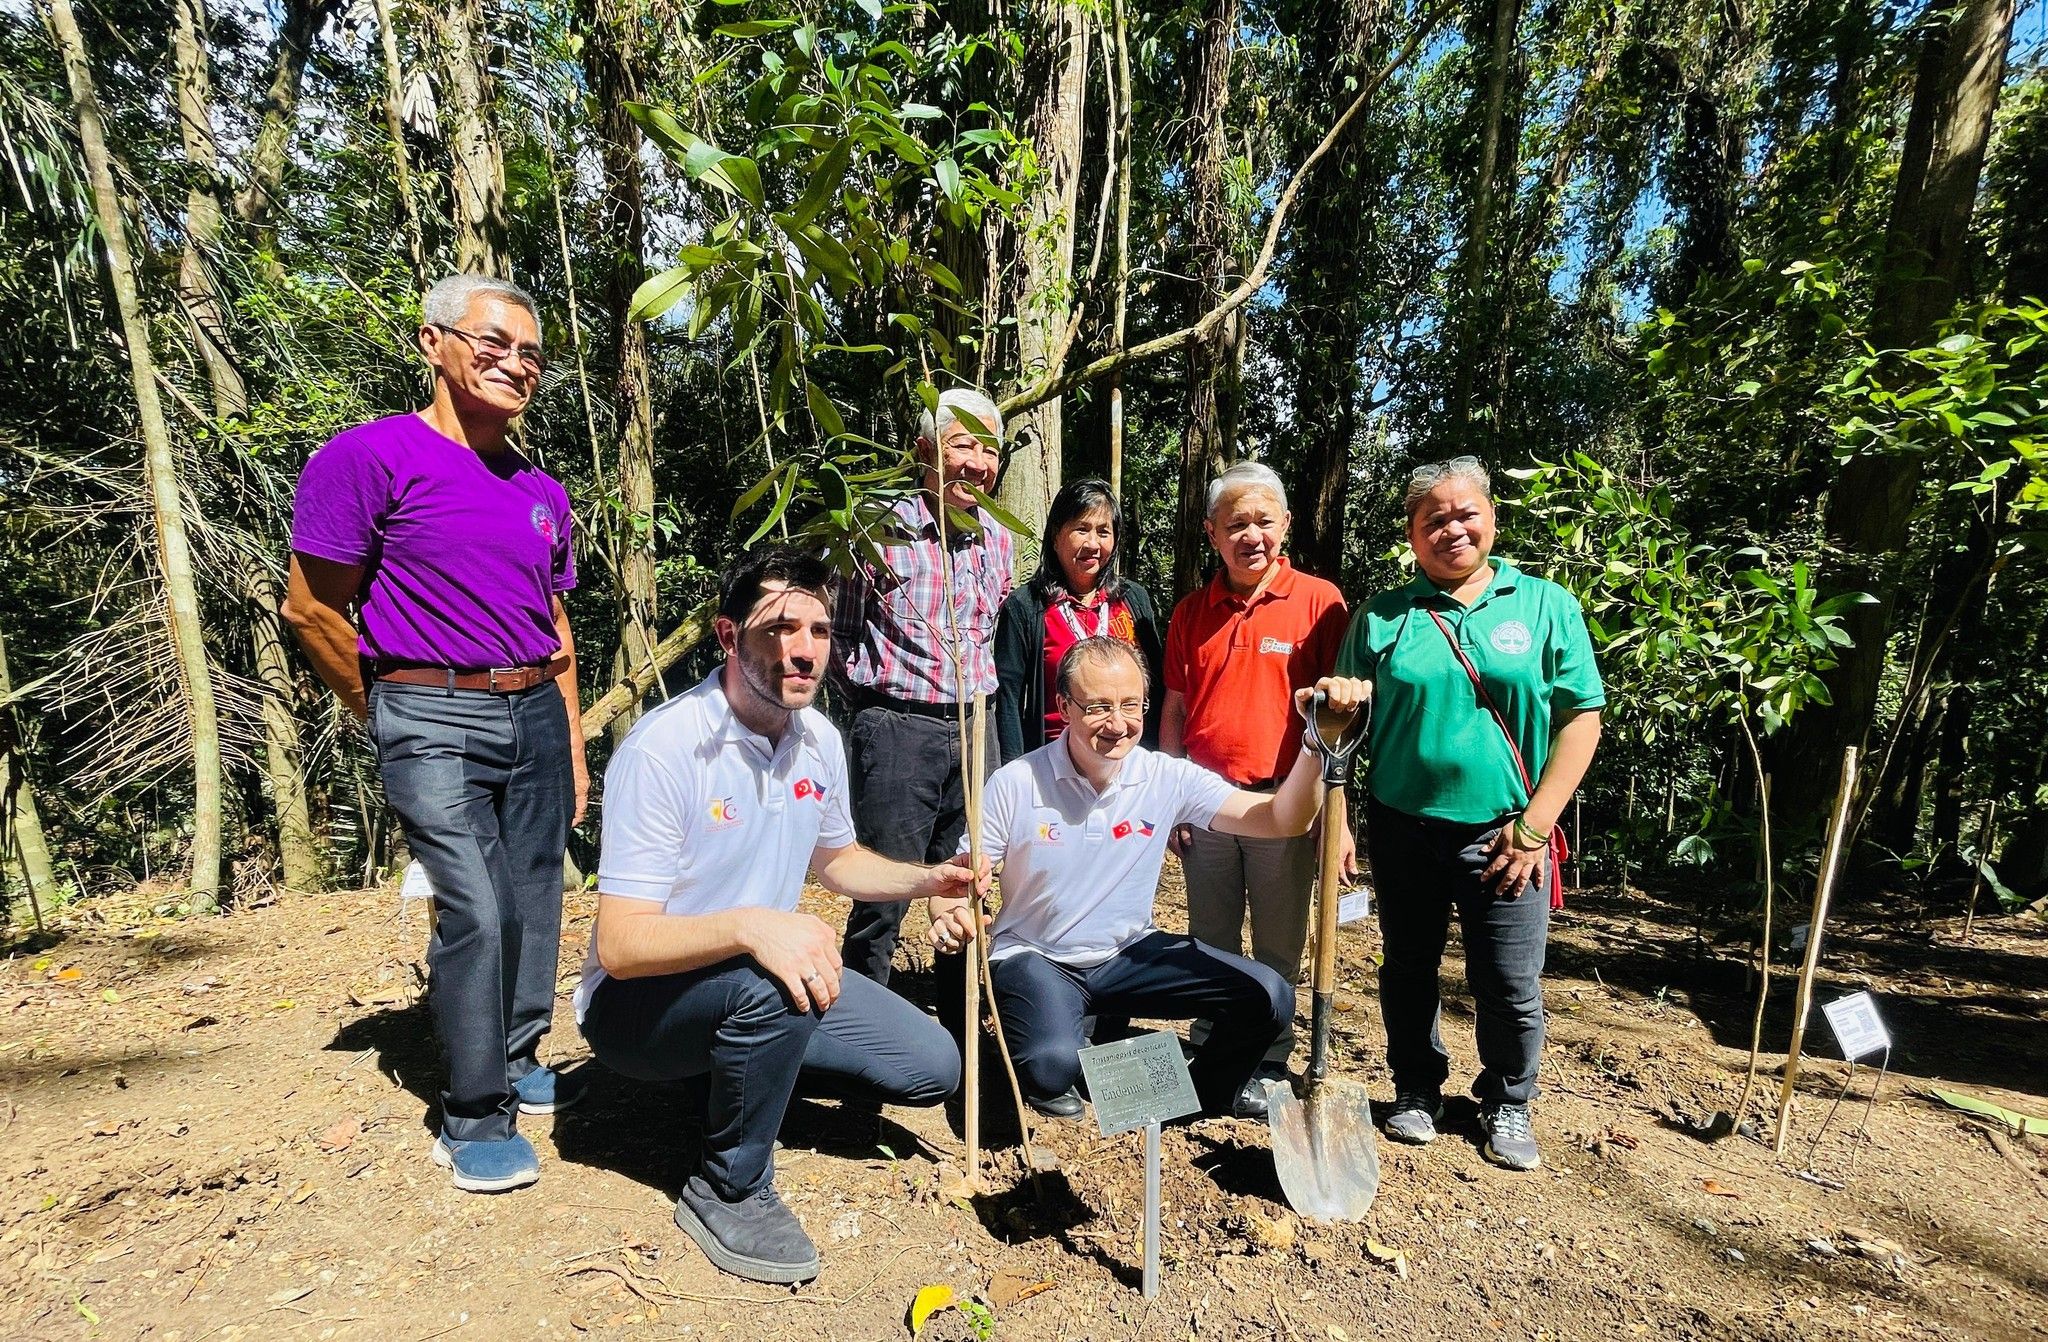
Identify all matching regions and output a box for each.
[1366,796,1550,1106]
[990,931,1292,1115]
[580,959,960,1200]
[371,678,572,1143]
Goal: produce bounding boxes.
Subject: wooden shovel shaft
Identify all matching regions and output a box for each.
[1308,788,1347,1084]
[1773,746,1857,1155]
[964,694,986,1174]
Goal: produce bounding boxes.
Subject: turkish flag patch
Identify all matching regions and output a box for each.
[794,778,826,801]
[1112,820,1133,839]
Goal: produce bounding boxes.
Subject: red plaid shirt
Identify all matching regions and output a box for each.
[836,494,1015,703]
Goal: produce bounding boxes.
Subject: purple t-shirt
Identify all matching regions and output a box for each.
[290,413,575,667]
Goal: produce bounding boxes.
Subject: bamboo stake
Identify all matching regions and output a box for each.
[963,692,985,1183]
[1961,797,1999,942]
[1773,747,1858,1156]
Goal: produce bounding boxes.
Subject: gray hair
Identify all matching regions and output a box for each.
[1403,456,1492,516]
[918,387,1004,447]
[1205,461,1288,517]
[422,273,539,329]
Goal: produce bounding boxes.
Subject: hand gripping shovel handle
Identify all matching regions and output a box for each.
[1300,690,1366,1087]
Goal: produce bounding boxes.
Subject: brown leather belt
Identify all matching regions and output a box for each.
[373,657,569,693]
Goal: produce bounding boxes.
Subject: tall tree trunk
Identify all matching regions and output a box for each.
[169,0,245,417]
[1806,0,2014,806]
[169,0,322,890]
[1443,0,1520,439]
[1174,0,1242,600]
[1105,0,1132,500]
[234,0,334,251]
[435,0,508,277]
[1285,0,1384,583]
[578,0,659,742]
[0,620,63,909]
[373,0,429,282]
[47,0,224,909]
[998,1,1089,568]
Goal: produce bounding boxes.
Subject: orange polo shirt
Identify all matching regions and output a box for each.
[1163,558,1348,788]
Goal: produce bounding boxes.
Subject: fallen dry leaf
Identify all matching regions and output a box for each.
[987,1268,1053,1309]
[1703,1180,1741,1197]
[54,967,82,983]
[1365,1238,1411,1280]
[267,1286,314,1305]
[318,1119,360,1153]
[909,1283,955,1334]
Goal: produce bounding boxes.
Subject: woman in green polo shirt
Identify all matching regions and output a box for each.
[1335,456,1603,1172]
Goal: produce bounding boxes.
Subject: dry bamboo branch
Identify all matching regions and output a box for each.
[1774,747,1858,1155]
[578,599,714,739]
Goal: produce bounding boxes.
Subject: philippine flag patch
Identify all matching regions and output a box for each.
[1138,820,1156,837]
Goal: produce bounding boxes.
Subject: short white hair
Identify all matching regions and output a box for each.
[919,387,1004,447]
[1206,461,1288,517]
[422,273,539,329]
[1403,456,1492,516]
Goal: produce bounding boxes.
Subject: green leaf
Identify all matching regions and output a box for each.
[714,19,799,37]
[934,157,962,202]
[745,464,800,545]
[806,380,848,439]
[629,265,693,323]
[1927,1087,2048,1135]
[958,481,1032,537]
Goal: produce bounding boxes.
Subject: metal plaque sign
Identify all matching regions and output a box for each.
[1077,1030,1201,1137]
[1820,990,1891,1061]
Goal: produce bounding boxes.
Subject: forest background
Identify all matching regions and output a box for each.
[1,0,2044,942]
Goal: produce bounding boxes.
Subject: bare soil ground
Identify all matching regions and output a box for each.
[4,869,2047,1342]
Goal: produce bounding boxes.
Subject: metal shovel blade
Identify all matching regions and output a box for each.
[1266,1076,1381,1222]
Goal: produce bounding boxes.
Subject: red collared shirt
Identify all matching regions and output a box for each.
[1162,557,1347,787]
[836,493,1015,704]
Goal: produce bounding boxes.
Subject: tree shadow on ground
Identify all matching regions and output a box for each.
[1549,888,2048,1098]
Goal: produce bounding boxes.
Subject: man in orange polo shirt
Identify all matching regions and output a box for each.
[1161,462,1348,1112]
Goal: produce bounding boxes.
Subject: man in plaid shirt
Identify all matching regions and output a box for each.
[835,388,1015,1032]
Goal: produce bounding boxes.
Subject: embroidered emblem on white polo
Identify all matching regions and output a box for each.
[574,671,853,1021]
[968,739,1237,969]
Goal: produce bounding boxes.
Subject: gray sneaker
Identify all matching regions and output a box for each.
[1383,1091,1443,1145]
[673,1175,821,1284]
[1479,1102,1542,1171]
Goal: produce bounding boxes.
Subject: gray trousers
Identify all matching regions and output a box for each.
[1366,796,1549,1106]
[1182,822,1318,1062]
[372,678,572,1143]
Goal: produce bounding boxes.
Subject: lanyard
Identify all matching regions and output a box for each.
[1057,594,1113,641]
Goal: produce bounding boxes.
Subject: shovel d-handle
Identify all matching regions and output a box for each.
[1300,688,1367,788]
[1307,786,1348,1086]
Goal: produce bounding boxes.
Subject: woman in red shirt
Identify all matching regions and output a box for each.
[994,479,1166,764]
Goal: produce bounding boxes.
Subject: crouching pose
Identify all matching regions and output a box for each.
[577,546,986,1285]
[934,637,1366,1122]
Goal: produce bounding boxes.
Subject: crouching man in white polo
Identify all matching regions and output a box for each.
[933,637,1367,1121]
[577,545,985,1285]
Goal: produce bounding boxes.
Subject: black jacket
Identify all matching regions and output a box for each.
[993,579,1167,762]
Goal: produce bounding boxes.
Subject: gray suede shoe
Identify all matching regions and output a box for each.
[673,1175,821,1284]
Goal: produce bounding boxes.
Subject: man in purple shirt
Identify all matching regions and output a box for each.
[283,274,587,1194]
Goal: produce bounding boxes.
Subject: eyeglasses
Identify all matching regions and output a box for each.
[431,323,547,376]
[1068,698,1149,724]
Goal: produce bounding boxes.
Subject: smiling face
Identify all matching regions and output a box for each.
[1052,504,1116,594]
[921,415,1002,513]
[1203,486,1291,588]
[719,582,833,715]
[1058,649,1147,772]
[1408,480,1497,587]
[419,294,542,422]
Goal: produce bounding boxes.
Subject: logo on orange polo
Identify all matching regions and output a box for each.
[1258,636,1294,655]
[707,797,741,828]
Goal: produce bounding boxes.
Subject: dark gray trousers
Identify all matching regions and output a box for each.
[1366,796,1549,1106]
[992,932,1293,1115]
[581,961,960,1199]
[371,678,572,1143]
[841,703,995,1032]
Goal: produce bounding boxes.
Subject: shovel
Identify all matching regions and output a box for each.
[1267,690,1380,1222]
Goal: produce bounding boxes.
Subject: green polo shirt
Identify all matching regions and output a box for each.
[1334,559,1605,824]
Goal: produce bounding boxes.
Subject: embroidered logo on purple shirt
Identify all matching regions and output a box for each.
[531,503,557,546]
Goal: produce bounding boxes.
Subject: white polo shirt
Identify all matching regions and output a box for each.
[966,738,1236,968]
[574,670,854,1021]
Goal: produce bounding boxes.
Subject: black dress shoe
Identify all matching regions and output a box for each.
[1026,1086,1085,1118]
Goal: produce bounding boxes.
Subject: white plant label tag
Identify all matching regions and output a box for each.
[1338,887,1373,925]
[1820,990,1890,1061]
[399,860,435,905]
